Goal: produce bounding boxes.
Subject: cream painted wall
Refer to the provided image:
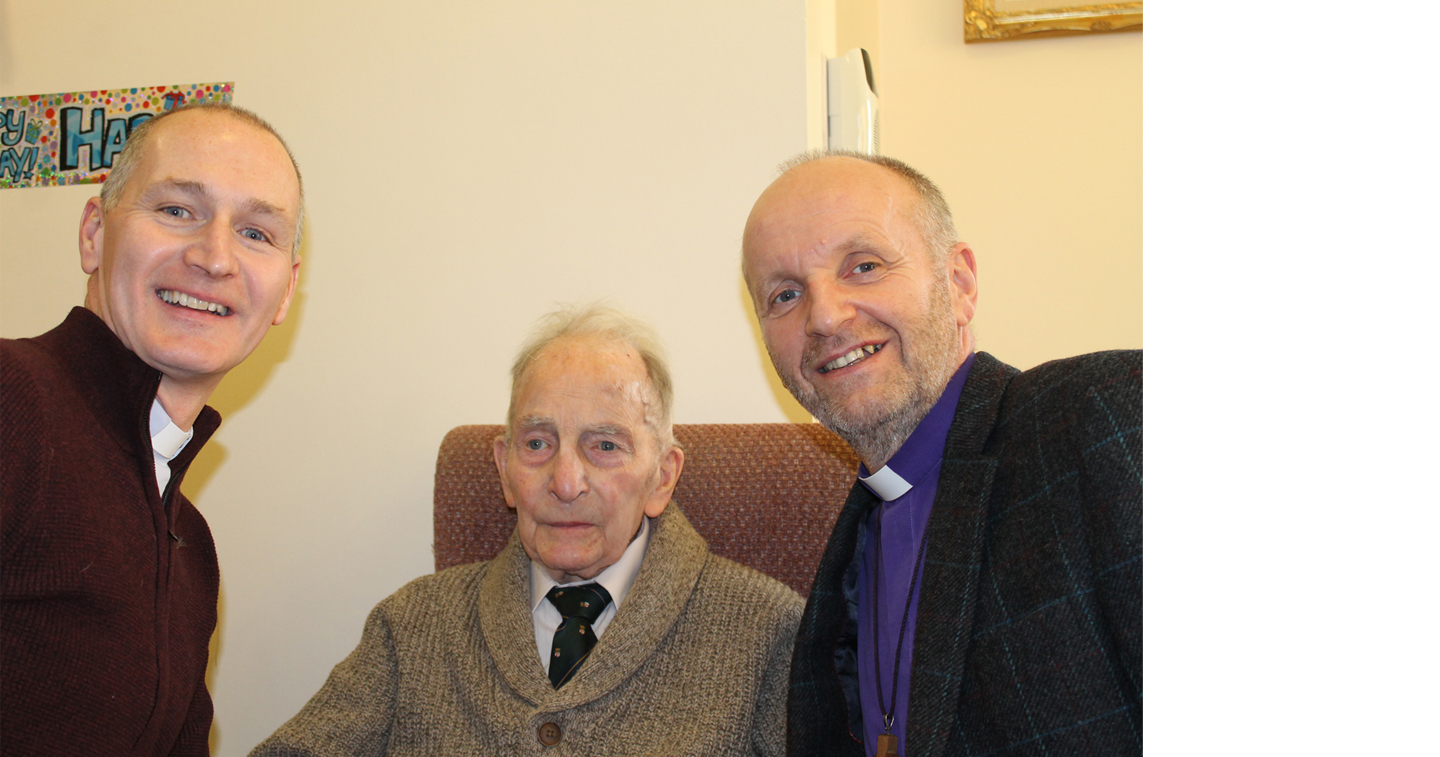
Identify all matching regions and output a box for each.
[1,1,808,753]
[835,0,879,82]
[806,0,837,149]
[875,0,1142,368]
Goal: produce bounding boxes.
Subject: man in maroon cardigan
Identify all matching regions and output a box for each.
[1,103,304,756]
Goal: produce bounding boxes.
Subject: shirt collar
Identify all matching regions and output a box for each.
[529,515,650,613]
[858,351,976,501]
[149,398,195,461]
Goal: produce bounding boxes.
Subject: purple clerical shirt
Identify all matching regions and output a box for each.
[855,352,975,756]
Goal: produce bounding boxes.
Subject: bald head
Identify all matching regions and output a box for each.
[743,153,958,289]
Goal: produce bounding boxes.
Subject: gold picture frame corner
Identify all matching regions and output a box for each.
[964,0,1142,43]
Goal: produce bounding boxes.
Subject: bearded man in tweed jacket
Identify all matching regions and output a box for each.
[251,305,802,757]
[742,153,1142,756]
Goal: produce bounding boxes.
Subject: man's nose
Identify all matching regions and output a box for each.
[804,279,855,338]
[549,445,588,504]
[183,220,241,278]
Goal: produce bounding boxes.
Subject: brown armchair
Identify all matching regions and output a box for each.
[433,423,859,597]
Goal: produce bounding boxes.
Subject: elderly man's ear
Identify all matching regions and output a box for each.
[643,446,686,519]
[493,436,515,509]
[947,242,979,328]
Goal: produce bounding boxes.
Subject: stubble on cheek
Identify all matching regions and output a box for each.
[767,277,961,464]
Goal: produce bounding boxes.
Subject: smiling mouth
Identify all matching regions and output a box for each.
[818,343,884,374]
[158,289,230,316]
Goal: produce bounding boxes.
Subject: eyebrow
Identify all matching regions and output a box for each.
[514,417,633,439]
[516,415,555,431]
[835,231,885,255]
[586,424,631,437]
[244,196,289,219]
[145,178,290,219]
[142,179,211,204]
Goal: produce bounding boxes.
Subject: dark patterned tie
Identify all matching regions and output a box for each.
[545,583,613,689]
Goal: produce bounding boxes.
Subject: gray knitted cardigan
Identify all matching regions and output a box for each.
[251,506,802,756]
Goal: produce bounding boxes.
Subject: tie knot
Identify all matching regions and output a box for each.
[546,583,613,623]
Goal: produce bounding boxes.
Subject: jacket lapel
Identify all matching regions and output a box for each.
[907,352,1017,757]
[789,479,876,756]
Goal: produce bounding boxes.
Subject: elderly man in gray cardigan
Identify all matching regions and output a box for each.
[252,305,802,756]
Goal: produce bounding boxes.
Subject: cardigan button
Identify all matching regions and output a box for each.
[537,721,562,746]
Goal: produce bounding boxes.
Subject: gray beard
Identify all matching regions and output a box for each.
[771,278,960,470]
[814,383,935,473]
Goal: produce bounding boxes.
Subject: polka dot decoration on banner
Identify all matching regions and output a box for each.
[0,82,234,189]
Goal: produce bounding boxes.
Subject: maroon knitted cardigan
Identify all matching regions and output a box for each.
[2,307,221,756]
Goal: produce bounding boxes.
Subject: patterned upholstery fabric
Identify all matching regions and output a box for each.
[433,423,858,597]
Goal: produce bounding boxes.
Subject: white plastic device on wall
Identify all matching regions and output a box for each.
[827,48,879,154]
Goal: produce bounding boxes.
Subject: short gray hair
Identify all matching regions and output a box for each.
[100,102,306,260]
[506,303,676,447]
[777,150,959,264]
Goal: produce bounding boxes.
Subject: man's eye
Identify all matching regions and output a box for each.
[525,439,546,451]
[241,228,270,243]
[852,262,877,274]
[597,441,617,452]
[773,289,799,304]
[160,206,190,218]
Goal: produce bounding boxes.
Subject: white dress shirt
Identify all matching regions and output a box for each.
[529,516,651,669]
[149,399,194,496]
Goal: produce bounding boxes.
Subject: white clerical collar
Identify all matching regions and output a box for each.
[859,465,912,502]
[149,399,194,461]
[529,515,650,613]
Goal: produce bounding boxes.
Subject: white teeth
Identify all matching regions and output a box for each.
[820,344,883,373]
[157,290,229,316]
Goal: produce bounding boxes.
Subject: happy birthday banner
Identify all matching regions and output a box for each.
[0,82,233,189]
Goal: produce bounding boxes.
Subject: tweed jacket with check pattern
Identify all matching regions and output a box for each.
[787,350,1142,757]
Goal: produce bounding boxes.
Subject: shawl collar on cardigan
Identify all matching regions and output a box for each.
[790,351,1017,757]
[477,504,709,711]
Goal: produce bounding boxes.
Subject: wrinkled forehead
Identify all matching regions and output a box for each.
[135,111,300,202]
[515,338,655,418]
[743,159,916,277]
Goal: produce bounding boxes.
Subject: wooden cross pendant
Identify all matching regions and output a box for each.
[876,733,899,756]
